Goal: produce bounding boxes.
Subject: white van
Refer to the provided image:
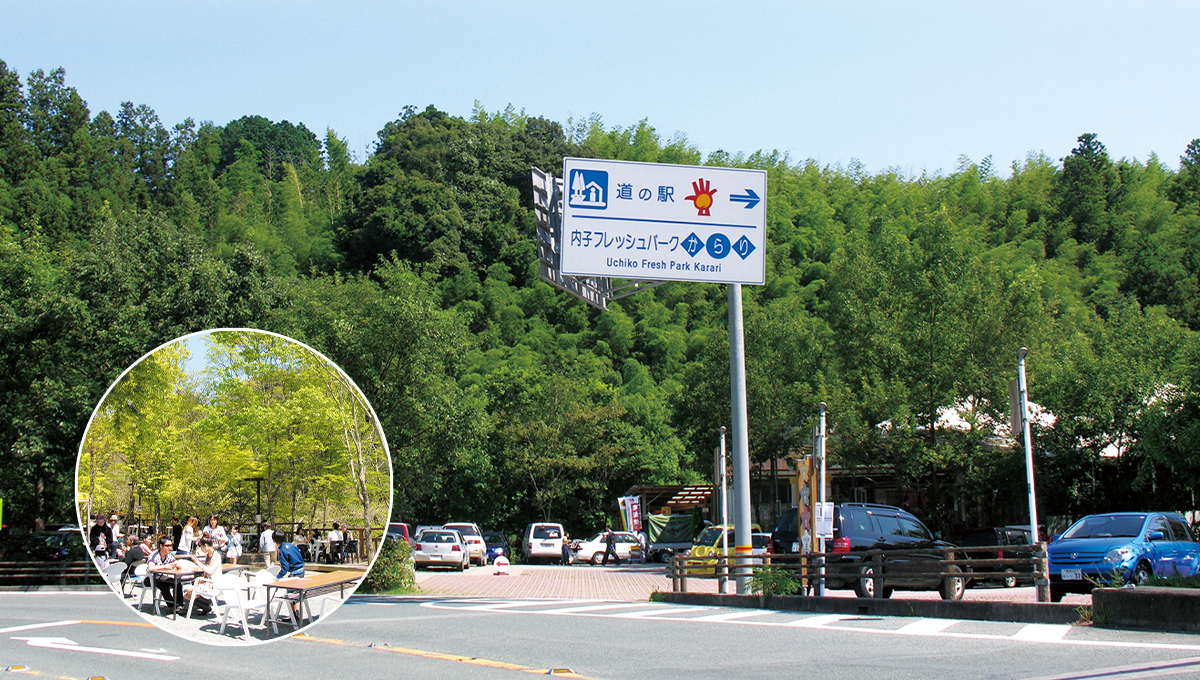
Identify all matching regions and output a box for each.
[523,522,566,564]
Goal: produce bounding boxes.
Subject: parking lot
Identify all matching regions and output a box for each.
[412,562,1092,605]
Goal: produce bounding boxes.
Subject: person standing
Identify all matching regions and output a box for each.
[180,517,199,554]
[171,518,183,550]
[601,526,622,566]
[89,514,113,568]
[107,514,123,545]
[202,514,228,558]
[226,525,242,565]
[327,523,343,564]
[561,531,573,566]
[259,522,276,569]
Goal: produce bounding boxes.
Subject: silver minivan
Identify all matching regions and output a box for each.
[523,522,566,564]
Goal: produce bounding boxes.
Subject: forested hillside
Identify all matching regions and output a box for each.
[2,60,1198,536]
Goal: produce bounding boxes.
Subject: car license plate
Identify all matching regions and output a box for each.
[1062,568,1082,580]
[541,542,553,548]
[430,554,442,560]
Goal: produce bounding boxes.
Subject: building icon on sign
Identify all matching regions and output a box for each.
[569,169,607,209]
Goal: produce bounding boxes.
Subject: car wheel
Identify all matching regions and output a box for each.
[855,565,890,598]
[1133,562,1152,586]
[1002,568,1017,588]
[940,565,965,601]
[591,552,604,566]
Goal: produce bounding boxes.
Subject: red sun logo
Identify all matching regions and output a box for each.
[685,178,717,216]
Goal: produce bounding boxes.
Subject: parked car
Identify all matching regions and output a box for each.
[960,526,1033,588]
[523,522,566,564]
[386,522,414,545]
[412,529,470,571]
[442,522,487,567]
[771,503,965,600]
[482,531,510,563]
[1048,512,1199,602]
[0,532,87,562]
[687,524,763,573]
[571,531,642,565]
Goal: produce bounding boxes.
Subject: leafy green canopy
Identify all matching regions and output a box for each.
[3,61,1200,537]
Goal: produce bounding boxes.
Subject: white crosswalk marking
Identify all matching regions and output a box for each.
[611,607,712,619]
[1012,623,1071,642]
[689,610,775,623]
[534,602,668,615]
[897,619,959,635]
[786,614,854,628]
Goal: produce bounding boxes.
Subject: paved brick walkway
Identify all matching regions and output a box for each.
[413,562,1092,605]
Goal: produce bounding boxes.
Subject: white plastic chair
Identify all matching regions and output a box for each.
[213,574,270,641]
[184,576,220,619]
[130,564,154,610]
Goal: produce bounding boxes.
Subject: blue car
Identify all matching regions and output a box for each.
[1048,512,1199,601]
[483,531,509,564]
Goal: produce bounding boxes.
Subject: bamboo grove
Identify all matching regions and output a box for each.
[3,60,1199,539]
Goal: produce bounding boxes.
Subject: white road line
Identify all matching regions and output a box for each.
[786,614,854,628]
[689,610,775,623]
[12,636,178,661]
[611,607,711,619]
[535,603,670,615]
[1012,624,1071,642]
[0,620,80,634]
[897,619,960,635]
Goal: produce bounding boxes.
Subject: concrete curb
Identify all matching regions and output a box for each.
[1092,587,1200,634]
[665,592,1083,624]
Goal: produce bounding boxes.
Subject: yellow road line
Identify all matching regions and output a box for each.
[293,633,593,678]
[77,620,155,628]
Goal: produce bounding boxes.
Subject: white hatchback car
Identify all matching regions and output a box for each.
[442,522,487,567]
[412,529,470,571]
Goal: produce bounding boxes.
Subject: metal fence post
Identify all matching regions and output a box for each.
[872,550,884,598]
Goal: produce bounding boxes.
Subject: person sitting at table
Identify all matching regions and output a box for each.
[181,536,222,616]
[147,536,182,607]
[123,534,154,568]
[275,530,304,580]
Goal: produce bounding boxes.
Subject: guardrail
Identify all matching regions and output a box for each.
[0,560,104,586]
[667,543,1051,601]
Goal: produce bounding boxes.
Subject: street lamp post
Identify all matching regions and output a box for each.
[243,477,266,524]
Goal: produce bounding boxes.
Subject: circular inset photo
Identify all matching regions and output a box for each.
[75,329,393,645]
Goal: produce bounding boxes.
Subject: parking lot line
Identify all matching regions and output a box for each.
[898,619,960,635]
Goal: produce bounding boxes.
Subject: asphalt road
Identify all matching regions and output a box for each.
[3,591,1200,680]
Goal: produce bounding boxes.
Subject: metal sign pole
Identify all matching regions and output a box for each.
[1017,347,1046,602]
[816,402,827,596]
[728,283,753,593]
[719,426,728,594]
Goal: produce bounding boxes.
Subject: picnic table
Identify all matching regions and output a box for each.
[149,562,203,620]
[265,570,361,634]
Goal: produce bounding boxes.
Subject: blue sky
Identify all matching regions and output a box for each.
[3,1,1198,176]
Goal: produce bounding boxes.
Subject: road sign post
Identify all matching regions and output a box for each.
[561,158,766,285]
[542,158,766,593]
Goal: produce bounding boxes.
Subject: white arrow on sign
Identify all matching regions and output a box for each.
[11,636,178,661]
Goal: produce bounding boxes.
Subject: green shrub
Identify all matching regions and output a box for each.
[750,565,801,597]
[1146,573,1200,589]
[359,538,417,594]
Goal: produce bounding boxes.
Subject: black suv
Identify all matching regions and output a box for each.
[771,503,964,600]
